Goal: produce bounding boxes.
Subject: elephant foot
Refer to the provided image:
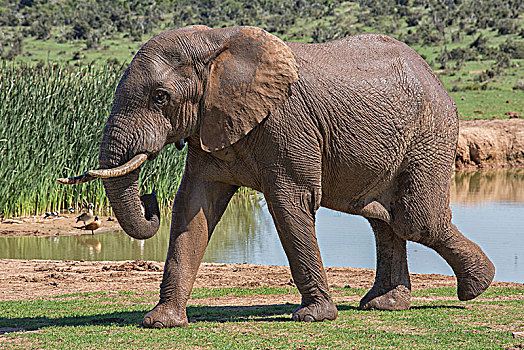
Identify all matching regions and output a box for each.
[359,285,411,311]
[456,256,495,301]
[142,302,188,328]
[292,298,338,322]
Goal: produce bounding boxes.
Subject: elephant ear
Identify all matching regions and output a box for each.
[200,27,299,152]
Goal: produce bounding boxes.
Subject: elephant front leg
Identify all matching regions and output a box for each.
[266,191,338,322]
[359,218,411,311]
[142,178,238,328]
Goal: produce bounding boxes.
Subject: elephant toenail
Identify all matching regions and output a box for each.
[152,321,165,328]
[142,317,152,327]
[303,315,315,322]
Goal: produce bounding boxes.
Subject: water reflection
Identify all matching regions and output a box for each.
[78,237,102,256]
[0,168,522,282]
[451,168,524,204]
[203,194,281,265]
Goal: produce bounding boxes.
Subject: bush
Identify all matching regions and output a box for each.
[497,19,518,35]
[69,19,91,40]
[475,70,495,82]
[513,81,524,91]
[491,53,512,74]
[463,83,489,91]
[416,23,442,45]
[27,20,51,40]
[0,31,23,60]
[86,30,100,49]
[500,38,524,59]
[449,47,477,61]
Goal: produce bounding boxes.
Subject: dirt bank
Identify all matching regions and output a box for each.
[456,119,524,170]
[0,214,121,238]
[0,259,521,302]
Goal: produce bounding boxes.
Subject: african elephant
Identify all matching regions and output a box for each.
[59,25,495,327]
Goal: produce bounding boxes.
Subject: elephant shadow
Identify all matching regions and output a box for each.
[0,303,464,332]
[0,311,143,333]
[0,304,297,332]
[187,304,297,323]
[409,305,466,310]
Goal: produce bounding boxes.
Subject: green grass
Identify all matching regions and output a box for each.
[19,33,143,66]
[190,286,298,299]
[437,61,524,119]
[1,286,523,349]
[413,286,524,298]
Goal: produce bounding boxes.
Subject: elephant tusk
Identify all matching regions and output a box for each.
[57,173,97,185]
[88,153,148,178]
[57,154,148,185]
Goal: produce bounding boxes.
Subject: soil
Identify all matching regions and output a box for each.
[456,119,524,170]
[1,259,521,304]
[0,214,121,238]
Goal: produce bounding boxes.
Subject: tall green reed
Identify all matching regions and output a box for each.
[0,63,186,218]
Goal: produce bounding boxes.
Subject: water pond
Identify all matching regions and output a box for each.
[1,168,523,283]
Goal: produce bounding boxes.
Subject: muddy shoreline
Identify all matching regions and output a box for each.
[1,259,521,302]
[0,214,122,238]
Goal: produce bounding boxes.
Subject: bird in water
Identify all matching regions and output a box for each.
[76,203,94,225]
[82,216,101,235]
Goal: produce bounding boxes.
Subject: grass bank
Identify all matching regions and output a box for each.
[0,286,523,349]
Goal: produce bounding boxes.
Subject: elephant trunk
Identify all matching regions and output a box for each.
[98,117,161,240]
[102,172,160,240]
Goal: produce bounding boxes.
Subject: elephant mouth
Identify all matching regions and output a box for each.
[148,151,161,162]
[57,153,148,185]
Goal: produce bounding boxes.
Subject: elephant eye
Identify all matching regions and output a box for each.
[152,90,169,106]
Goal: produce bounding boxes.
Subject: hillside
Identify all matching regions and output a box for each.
[1,0,523,117]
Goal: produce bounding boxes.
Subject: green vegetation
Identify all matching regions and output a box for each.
[0,0,522,217]
[0,63,186,217]
[2,0,522,117]
[1,286,523,349]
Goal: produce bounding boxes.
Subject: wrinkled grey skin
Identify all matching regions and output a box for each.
[97,25,495,328]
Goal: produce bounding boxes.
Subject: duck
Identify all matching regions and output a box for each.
[76,203,94,225]
[82,216,101,235]
[44,211,59,218]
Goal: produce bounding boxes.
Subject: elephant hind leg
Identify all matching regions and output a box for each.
[389,168,495,301]
[433,223,494,300]
[359,218,411,311]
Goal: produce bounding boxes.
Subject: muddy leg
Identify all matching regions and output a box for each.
[425,221,494,301]
[142,176,238,328]
[266,190,338,322]
[360,218,411,310]
[391,168,494,301]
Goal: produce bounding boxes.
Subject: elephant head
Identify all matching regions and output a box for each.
[58,26,299,240]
